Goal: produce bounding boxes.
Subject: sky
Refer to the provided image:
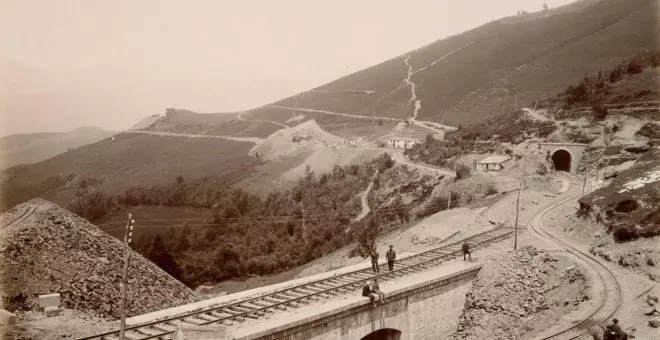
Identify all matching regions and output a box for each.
[0,0,577,136]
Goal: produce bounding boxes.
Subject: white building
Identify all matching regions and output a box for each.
[387,138,421,149]
[476,155,511,172]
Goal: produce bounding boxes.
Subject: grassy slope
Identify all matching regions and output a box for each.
[0,127,115,169]
[0,133,258,210]
[140,109,282,138]
[248,0,658,126]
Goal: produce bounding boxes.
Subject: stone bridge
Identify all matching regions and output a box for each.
[127,261,481,340]
[539,142,589,174]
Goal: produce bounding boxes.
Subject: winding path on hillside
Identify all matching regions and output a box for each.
[353,170,379,223]
[125,130,264,144]
[237,111,291,129]
[270,106,404,122]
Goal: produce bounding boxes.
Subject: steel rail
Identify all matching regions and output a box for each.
[531,172,622,339]
[78,227,514,340]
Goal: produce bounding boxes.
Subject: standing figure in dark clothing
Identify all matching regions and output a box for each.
[370,249,380,273]
[462,242,471,261]
[386,245,396,271]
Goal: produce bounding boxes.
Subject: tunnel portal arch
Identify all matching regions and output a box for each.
[360,328,402,340]
[551,149,572,172]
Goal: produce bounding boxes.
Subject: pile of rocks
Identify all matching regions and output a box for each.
[0,199,198,319]
[643,294,660,328]
[454,246,587,339]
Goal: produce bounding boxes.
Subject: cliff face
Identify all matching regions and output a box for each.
[0,199,198,319]
[578,148,660,241]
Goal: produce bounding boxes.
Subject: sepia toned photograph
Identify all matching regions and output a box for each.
[1,0,659,339]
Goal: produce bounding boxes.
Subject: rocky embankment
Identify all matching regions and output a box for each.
[578,148,660,241]
[0,199,198,319]
[454,246,588,339]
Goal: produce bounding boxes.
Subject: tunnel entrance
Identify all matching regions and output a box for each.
[361,328,402,340]
[552,149,571,172]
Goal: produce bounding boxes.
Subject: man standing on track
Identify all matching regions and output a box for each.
[462,241,471,261]
[370,249,380,273]
[386,245,396,271]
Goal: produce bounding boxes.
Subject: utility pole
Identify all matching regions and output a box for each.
[513,157,525,250]
[447,160,459,210]
[582,166,588,197]
[301,207,306,243]
[119,214,135,340]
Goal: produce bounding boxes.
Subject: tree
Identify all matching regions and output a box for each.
[609,66,624,83]
[592,101,608,121]
[148,234,182,279]
[626,59,643,75]
[543,2,548,10]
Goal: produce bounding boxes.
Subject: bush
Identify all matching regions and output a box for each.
[626,59,643,75]
[592,101,608,120]
[609,66,624,83]
[455,162,472,179]
[536,163,548,175]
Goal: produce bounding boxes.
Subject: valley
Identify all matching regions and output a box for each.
[1,0,659,339]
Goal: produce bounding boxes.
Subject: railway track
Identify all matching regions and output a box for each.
[79,226,515,340]
[531,172,622,339]
[1,206,37,229]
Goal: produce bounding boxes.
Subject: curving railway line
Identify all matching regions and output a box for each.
[78,226,516,340]
[77,171,622,340]
[531,172,622,340]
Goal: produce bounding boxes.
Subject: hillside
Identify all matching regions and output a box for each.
[0,199,198,318]
[134,108,282,139]
[244,0,658,128]
[0,132,259,211]
[0,127,114,169]
[578,148,660,240]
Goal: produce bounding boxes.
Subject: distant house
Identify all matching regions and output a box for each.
[347,137,362,147]
[476,155,512,172]
[388,138,421,149]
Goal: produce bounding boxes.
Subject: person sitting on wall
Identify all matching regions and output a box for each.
[362,282,377,307]
[371,278,388,304]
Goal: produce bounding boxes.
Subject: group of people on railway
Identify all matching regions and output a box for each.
[361,242,474,307]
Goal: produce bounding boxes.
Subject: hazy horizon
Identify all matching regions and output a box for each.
[1,0,577,136]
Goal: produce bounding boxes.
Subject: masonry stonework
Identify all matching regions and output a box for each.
[250,269,477,340]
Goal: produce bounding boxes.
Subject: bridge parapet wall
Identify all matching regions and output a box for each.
[229,261,482,340]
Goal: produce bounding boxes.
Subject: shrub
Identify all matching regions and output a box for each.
[536,163,548,175]
[592,101,608,120]
[626,59,643,75]
[609,66,623,83]
[455,162,472,179]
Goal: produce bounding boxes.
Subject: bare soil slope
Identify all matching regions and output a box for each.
[0,199,199,319]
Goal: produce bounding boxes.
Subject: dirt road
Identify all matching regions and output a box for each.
[125,130,263,144]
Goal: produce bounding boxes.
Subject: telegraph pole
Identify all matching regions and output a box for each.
[119,214,135,340]
[447,160,459,210]
[513,157,525,250]
[582,167,588,197]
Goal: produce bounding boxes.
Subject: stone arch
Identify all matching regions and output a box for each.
[360,328,402,340]
[551,149,572,172]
